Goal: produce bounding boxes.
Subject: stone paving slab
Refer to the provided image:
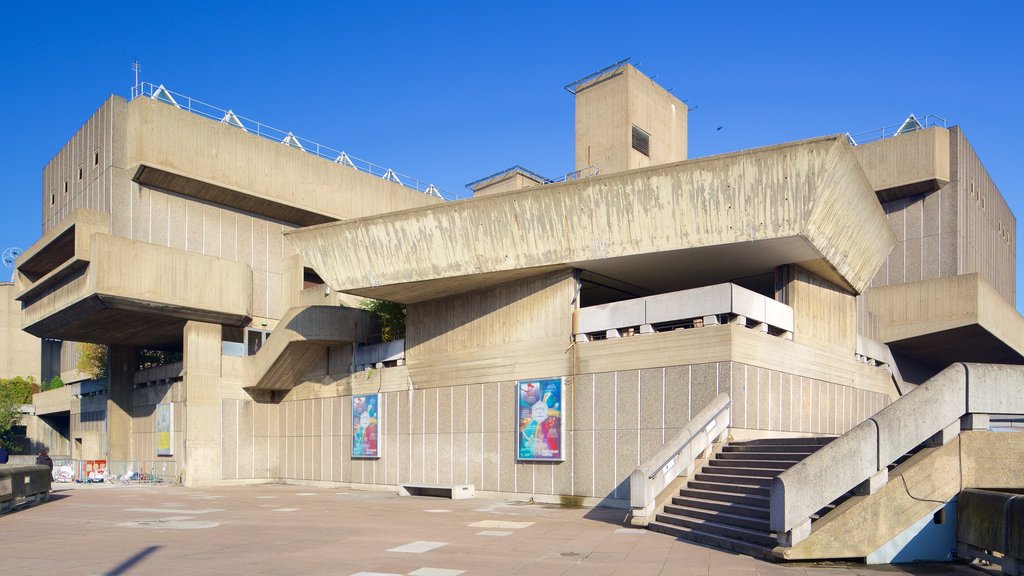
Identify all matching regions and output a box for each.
[0,483,992,575]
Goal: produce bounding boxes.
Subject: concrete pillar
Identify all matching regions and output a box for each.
[853,469,888,496]
[183,321,223,486]
[961,414,989,431]
[107,345,137,462]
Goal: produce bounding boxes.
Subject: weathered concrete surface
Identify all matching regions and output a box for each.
[183,321,222,486]
[867,274,1024,365]
[958,488,1024,566]
[19,232,252,348]
[244,305,374,391]
[0,284,40,381]
[853,126,950,201]
[965,362,1024,414]
[126,96,441,225]
[777,431,1024,561]
[288,135,893,303]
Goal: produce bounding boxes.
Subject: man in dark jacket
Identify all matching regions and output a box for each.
[0,445,8,464]
[35,449,53,470]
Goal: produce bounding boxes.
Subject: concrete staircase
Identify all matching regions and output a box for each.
[649,437,836,559]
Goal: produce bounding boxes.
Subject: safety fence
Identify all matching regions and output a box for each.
[50,459,180,485]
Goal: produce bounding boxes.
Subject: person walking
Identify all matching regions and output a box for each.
[35,449,53,470]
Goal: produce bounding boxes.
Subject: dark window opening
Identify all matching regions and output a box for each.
[50,193,55,206]
[63,181,68,194]
[93,151,100,167]
[632,125,650,157]
[78,166,83,181]
[303,267,325,289]
[246,328,271,356]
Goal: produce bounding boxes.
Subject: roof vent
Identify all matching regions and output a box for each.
[151,84,180,108]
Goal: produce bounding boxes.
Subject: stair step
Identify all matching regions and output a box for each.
[717,451,812,461]
[722,444,821,453]
[678,487,769,507]
[672,495,769,519]
[729,437,835,446]
[704,461,782,475]
[662,504,770,531]
[700,465,786,477]
[694,473,772,486]
[687,480,769,497]
[655,512,777,547]
[648,521,773,560]
[708,458,799,469]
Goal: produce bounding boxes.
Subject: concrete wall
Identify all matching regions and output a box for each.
[574,64,687,175]
[41,97,128,235]
[782,267,856,350]
[220,360,889,503]
[0,284,40,380]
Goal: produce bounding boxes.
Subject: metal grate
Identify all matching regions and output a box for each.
[632,125,650,157]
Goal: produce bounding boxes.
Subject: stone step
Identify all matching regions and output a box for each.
[678,487,770,508]
[671,495,770,519]
[700,465,786,477]
[716,451,812,461]
[687,480,770,497]
[708,457,799,469]
[694,472,772,486]
[655,512,777,547]
[662,504,770,531]
[648,521,773,561]
[728,437,835,446]
[722,444,821,453]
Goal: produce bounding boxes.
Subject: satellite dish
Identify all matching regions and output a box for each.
[2,247,23,280]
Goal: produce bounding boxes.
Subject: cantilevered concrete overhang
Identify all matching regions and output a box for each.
[853,127,951,202]
[287,135,894,304]
[867,273,1024,366]
[17,213,251,348]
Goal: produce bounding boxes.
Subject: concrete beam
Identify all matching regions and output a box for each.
[288,135,893,303]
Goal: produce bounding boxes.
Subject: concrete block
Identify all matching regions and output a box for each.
[853,469,888,496]
[702,315,720,326]
[961,414,989,431]
[779,518,811,547]
[606,329,621,339]
[874,363,967,468]
[639,324,654,334]
[964,364,1024,415]
[576,298,645,334]
[764,298,795,332]
[926,421,961,447]
[646,283,731,325]
[729,284,766,324]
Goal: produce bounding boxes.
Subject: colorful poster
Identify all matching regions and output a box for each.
[517,378,563,461]
[352,394,380,458]
[156,403,173,456]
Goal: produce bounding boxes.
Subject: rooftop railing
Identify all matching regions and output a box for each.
[129,82,467,201]
[847,114,949,145]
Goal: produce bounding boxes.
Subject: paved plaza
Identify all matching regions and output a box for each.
[0,483,991,576]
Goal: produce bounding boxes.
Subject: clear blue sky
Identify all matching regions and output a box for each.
[1,1,1021,310]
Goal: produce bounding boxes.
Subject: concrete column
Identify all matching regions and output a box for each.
[183,321,223,486]
[107,345,137,462]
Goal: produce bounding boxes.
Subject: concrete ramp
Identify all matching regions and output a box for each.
[243,305,373,391]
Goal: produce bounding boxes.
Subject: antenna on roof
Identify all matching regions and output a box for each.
[132,59,141,90]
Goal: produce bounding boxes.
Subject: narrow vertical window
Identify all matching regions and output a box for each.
[93,151,99,167]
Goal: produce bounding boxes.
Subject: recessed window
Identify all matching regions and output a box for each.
[50,193,55,206]
[631,125,650,157]
[77,166,83,181]
[93,151,99,167]
[63,181,68,194]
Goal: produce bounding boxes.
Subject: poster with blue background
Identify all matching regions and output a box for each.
[517,378,563,461]
[352,394,380,458]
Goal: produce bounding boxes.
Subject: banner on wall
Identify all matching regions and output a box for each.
[517,378,563,461]
[156,403,173,456]
[352,394,380,458]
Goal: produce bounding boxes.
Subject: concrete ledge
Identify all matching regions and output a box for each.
[398,483,475,500]
[0,465,52,514]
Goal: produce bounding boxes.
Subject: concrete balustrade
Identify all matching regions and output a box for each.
[629,393,730,526]
[575,283,794,342]
[770,363,1024,546]
[957,489,1024,576]
[355,339,406,370]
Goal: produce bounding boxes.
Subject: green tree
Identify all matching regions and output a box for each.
[42,375,65,391]
[77,343,108,379]
[0,376,38,452]
[359,299,406,342]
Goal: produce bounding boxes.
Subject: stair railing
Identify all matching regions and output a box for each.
[629,393,731,526]
[770,363,1024,547]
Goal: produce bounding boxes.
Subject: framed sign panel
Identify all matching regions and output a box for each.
[517,378,564,461]
[352,394,381,458]
[156,403,173,456]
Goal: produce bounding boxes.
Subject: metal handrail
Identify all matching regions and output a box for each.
[847,114,949,145]
[649,401,731,479]
[128,82,465,201]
